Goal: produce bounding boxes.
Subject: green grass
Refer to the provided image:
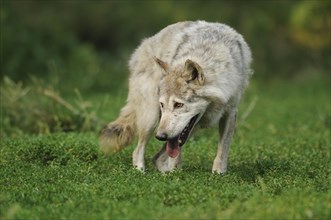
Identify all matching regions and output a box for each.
[0,75,330,219]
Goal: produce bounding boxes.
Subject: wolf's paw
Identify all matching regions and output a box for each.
[157,164,177,173]
[153,149,182,172]
[212,159,227,174]
[134,165,145,172]
[155,158,173,172]
[155,156,182,173]
[212,168,227,175]
[133,158,145,172]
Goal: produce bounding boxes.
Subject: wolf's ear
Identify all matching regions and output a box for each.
[184,59,204,86]
[153,56,169,73]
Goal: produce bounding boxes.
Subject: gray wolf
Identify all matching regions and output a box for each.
[100,21,252,173]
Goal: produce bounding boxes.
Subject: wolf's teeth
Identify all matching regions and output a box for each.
[178,139,182,144]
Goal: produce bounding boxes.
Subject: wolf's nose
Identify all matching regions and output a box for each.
[155,133,168,141]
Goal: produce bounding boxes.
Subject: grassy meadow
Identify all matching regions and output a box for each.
[1,75,330,219]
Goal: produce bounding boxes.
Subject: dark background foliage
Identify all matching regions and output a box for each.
[2,1,329,84]
[0,0,330,136]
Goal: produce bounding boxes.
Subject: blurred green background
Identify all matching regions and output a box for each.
[1,0,330,136]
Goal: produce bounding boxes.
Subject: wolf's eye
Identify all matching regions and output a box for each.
[174,102,184,109]
[160,102,164,108]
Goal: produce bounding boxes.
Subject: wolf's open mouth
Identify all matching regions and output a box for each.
[166,114,199,158]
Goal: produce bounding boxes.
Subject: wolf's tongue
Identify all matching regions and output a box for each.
[166,138,180,158]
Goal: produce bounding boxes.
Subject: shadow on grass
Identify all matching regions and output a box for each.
[181,156,292,182]
[231,158,292,183]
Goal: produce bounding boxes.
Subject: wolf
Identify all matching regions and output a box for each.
[100,21,252,174]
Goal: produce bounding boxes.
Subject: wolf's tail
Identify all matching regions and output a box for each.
[99,104,136,155]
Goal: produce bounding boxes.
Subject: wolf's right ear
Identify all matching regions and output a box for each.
[184,59,205,86]
[153,56,169,73]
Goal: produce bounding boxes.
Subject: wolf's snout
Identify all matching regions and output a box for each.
[155,132,168,141]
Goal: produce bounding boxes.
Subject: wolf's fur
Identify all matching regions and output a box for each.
[100,21,252,173]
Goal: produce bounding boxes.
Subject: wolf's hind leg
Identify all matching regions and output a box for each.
[153,144,182,172]
[212,109,237,174]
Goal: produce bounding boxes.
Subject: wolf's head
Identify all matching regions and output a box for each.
[154,57,210,158]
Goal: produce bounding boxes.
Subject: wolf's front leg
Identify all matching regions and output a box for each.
[153,144,182,172]
[212,110,237,174]
[132,133,153,172]
[132,143,145,172]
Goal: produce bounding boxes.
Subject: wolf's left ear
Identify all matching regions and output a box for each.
[153,56,169,73]
[184,59,204,86]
